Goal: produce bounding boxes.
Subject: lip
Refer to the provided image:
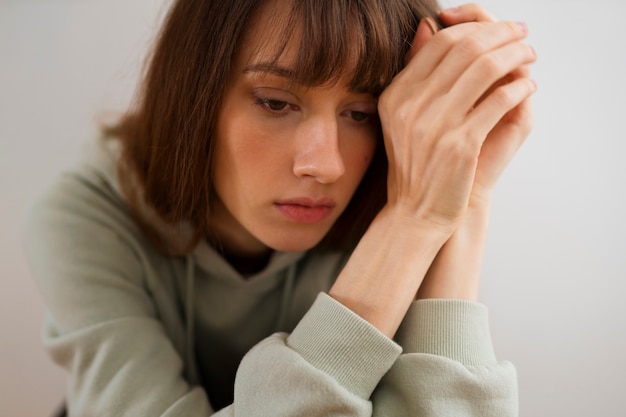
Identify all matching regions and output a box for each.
[274,197,336,224]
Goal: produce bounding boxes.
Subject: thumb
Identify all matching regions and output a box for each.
[405,17,438,64]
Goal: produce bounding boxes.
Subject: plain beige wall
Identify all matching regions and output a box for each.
[1,0,625,416]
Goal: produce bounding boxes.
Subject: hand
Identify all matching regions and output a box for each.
[378,7,536,234]
[329,5,537,333]
[439,4,536,205]
[410,4,537,300]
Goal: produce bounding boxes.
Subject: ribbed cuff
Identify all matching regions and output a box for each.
[286,293,402,399]
[395,299,497,366]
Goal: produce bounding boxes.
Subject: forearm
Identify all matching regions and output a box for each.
[417,200,491,301]
[329,205,450,338]
[373,299,518,417]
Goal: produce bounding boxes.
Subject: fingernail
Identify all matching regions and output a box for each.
[424,17,439,35]
[442,7,458,14]
[517,21,528,33]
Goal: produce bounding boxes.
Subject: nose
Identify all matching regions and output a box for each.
[292,116,345,183]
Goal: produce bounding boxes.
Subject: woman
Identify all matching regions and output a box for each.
[24,0,536,416]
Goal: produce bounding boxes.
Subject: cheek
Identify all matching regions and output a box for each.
[215,119,289,191]
[343,136,378,180]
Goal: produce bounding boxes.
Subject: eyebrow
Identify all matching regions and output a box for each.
[242,62,374,97]
[243,63,295,78]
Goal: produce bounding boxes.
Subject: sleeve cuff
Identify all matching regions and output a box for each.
[286,292,402,399]
[395,299,497,366]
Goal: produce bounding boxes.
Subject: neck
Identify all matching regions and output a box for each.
[207,197,273,275]
[210,236,273,276]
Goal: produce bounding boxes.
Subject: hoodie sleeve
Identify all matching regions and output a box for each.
[372,299,519,417]
[212,294,518,417]
[211,293,402,416]
[24,168,400,417]
[25,167,516,416]
[23,171,214,417]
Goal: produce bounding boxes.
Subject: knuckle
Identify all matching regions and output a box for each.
[460,125,484,149]
[491,86,516,108]
[441,131,476,157]
[396,102,413,123]
[378,88,401,115]
[504,20,521,36]
[432,29,457,49]
[456,35,486,58]
[465,125,486,147]
[378,89,391,108]
[477,54,505,77]
[411,124,430,143]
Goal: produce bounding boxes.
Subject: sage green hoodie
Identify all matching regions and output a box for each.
[24,139,518,416]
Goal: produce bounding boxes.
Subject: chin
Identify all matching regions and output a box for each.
[261,229,328,253]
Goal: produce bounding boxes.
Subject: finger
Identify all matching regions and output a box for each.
[448,39,536,112]
[405,17,439,65]
[472,95,534,192]
[476,62,533,107]
[411,20,529,96]
[439,3,498,25]
[396,21,484,83]
[466,77,537,142]
[486,95,534,156]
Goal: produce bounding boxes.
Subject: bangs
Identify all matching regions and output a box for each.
[260,0,424,96]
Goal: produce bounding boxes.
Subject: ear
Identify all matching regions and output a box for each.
[405,17,438,65]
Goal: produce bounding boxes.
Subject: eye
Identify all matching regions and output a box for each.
[253,97,295,113]
[343,109,378,125]
[348,111,370,122]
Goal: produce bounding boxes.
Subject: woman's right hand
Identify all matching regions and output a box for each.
[378,18,536,235]
[330,14,537,337]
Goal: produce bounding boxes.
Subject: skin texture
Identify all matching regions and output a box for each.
[210,11,378,261]
[417,4,536,300]
[211,2,537,337]
[330,5,537,336]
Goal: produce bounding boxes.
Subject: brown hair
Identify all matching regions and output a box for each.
[108,0,441,255]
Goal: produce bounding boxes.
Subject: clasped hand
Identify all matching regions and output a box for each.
[379,4,537,236]
[329,4,537,336]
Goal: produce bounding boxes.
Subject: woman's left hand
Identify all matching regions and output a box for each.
[429,4,535,206]
[413,3,536,300]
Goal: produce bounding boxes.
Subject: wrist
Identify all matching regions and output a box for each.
[330,205,450,337]
[416,202,491,301]
[381,202,458,241]
[468,189,493,211]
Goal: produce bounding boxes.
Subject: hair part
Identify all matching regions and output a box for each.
[107,0,441,256]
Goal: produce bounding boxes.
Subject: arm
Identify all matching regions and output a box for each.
[417,200,490,300]
[26,168,512,417]
[24,173,214,417]
[417,4,534,301]
[330,6,535,339]
[25,169,399,417]
[333,4,535,417]
[372,299,518,417]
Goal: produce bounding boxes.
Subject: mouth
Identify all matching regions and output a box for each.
[274,197,336,224]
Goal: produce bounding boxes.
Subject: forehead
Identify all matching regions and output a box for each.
[236,1,297,66]
[233,0,360,88]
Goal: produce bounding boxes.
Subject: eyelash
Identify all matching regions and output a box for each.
[252,96,377,124]
[252,97,296,115]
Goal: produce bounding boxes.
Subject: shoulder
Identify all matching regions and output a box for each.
[25,138,143,251]
[22,138,169,291]
[23,138,190,330]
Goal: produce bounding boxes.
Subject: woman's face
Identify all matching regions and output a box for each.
[210,10,379,257]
